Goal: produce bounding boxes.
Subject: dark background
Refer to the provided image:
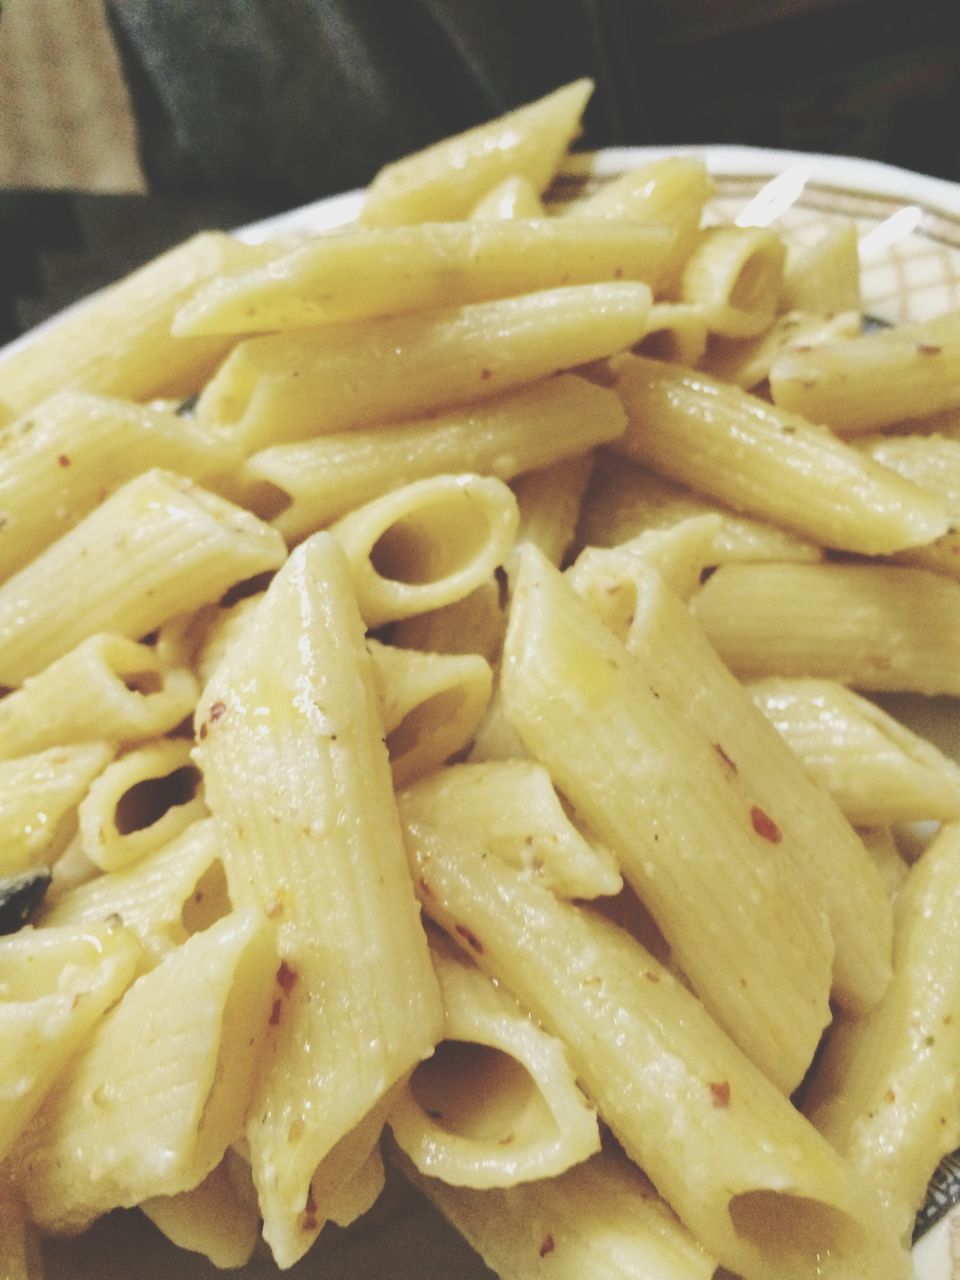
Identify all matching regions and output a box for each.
[3,0,960,344]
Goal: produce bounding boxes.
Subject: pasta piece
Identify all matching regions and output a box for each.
[140,1153,260,1271]
[610,354,948,555]
[0,919,140,1162]
[42,818,225,961]
[0,232,271,417]
[196,283,652,451]
[680,226,786,338]
[0,469,286,686]
[368,640,493,789]
[389,577,505,665]
[0,392,239,582]
[193,596,263,687]
[330,473,518,629]
[194,533,442,1267]
[769,311,960,432]
[245,373,625,539]
[568,515,723,619]
[576,452,821,565]
[779,220,862,315]
[398,1144,717,1280]
[634,303,708,366]
[400,765,908,1280]
[500,546,834,1089]
[746,677,960,826]
[0,743,113,876]
[469,175,543,220]
[468,686,531,766]
[608,564,892,1014]
[805,821,960,1246]
[0,635,197,760]
[360,79,592,226]
[323,1142,386,1229]
[514,454,595,568]
[16,906,276,1234]
[564,156,713,295]
[174,220,669,335]
[389,932,600,1187]
[693,561,960,695]
[858,827,909,901]
[700,309,861,390]
[78,738,206,872]
[857,432,960,578]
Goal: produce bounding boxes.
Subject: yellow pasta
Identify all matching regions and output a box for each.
[1,77,958,1280]
[360,79,592,226]
[197,282,652,451]
[244,373,625,539]
[174,219,670,335]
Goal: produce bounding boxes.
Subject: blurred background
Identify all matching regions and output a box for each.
[1,0,959,342]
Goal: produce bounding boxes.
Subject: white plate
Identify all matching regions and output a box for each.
[26,145,960,1279]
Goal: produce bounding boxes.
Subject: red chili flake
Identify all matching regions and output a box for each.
[480,367,492,380]
[300,1186,318,1233]
[539,1235,555,1258]
[277,961,298,995]
[750,806,782,843]
[209,701,227,722]
[268,998,283,1027]
[917,343,942,356]
[57,454,71,468]
[454,922,484,954]
[709,1080,731,1108]
[713,743,738,774]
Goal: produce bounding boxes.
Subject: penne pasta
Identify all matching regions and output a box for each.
[368,640,493,789]
[564,155,713,295]
[15,907,277,1235]
[0,920,140,1162]
[805,821,960,1246]
[244,373,625,540]
[42,818,226,962]
[0,392,239,583]
[779,220,862,316]
[78,738,206,873]
[469,174,544,221]
[693,561,960,695]
[196,282,652,451]
[389,932,600,1188]
[769,311,960,432]
[0,233,271,418]
[680,226,786,338]
[193,533,442,1267]
[330,473,518,628]
[500,545,835,1088]
[0,634,197,760]
[513,453,596,569]
[360,79,592,226]
[174,219,670,335]
[610,354,949,555]
[400,764,908,1280]
[398,1144,718,1280]
[0,469,286,687]
[0,743,114,876]
[747,677,960,826]
[576,451,822,565]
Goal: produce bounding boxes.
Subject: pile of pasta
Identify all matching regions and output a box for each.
[3,78,960,1280]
